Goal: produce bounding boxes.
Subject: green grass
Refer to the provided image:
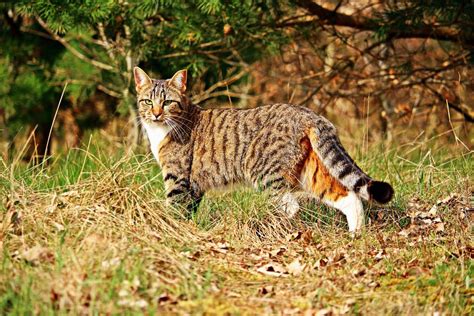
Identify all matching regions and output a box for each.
[0,134,473,315]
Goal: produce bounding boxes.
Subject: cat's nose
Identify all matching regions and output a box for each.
[151,108,162,120]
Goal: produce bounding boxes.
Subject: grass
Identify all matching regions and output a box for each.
[0,133,473,315]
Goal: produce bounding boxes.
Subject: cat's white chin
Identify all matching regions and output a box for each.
[142,120,171,164]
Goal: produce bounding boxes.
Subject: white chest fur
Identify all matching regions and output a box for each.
[142,122,171,164]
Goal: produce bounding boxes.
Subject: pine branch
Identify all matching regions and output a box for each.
[36,17,117,72]
[293,0,474,48]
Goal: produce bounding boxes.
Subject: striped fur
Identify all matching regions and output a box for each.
[134,67,394,231]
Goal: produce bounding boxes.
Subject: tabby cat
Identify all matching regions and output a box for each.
[133,67,394,232]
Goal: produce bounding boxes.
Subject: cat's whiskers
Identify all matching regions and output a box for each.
[171,121,190,142]
[166,117,193,136]
[165,115,192,135]
[170,122,192,136]
[171,114,194,123]
[136,118,145,128]
[165,118,185,143]
[166,114,194,126]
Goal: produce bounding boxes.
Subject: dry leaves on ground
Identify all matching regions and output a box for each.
[399,193,471,237]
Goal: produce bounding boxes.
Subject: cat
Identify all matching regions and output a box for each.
[133,67,394,232]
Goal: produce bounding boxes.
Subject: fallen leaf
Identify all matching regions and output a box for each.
[50,288,60,306]
[270,247,286,258]
[330,252,346,265]
[315,308,332,316]
[148,231,161,241]
[132,276,140,288]
[21,246,54,265]
[398,229,410,237]
[301,229,313,245]
[226,291,241,298]
[286,231,302,241]
[133,299,148,309]
[118,297,148,309]
[287,258,306,276]
[400,197,447,237]
[250,253,265,261]
[351,268,366,277]
[83,233,105,247]
[46,193,58,213]
[345,298,357,306]
[434,222,445,233]
[158,293,176,305]
[374,249,386,262]
[211,242,231,254]
[258,285,274,296]
[60,190,80,198]
[117,299,130,307]
[180,250,201,260]
[461,245,474,259]
[427,204,438,216]
[118,289,129,297]
[256,262,288,277]
[217,242,229,250]
[283,308,301,315]
[53,222,65,231]
[101,257,121,269]
[223,24,232,35]
[437,193,458,205]
[313,257,329,269]
[367,281,380,288]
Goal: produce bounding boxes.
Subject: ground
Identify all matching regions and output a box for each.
[0,136,472,315]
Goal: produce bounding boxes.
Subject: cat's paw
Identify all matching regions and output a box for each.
[280,193,300,218]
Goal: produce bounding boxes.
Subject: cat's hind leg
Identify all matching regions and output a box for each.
[258,176,301,217]
[280,191,322,218]
[323,192,364,232]
[280,192,300,217]
[299,148,365,232]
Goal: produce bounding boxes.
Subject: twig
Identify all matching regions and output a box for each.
[192,70,248,104]
[98,84,122,98]
[97,22,116,62]
[36,17,117,72]
[427,86,474,123]
[42,82,68,165]
[445,100,471,151]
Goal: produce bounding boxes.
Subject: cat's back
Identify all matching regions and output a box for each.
[196,103,317,134]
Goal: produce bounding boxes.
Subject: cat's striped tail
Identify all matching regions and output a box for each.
[307,119,394,204]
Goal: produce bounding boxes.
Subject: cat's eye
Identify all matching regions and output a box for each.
[162,100,174,107]
[141,99,153,106]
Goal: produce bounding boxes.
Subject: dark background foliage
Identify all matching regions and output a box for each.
[1,0,472,160]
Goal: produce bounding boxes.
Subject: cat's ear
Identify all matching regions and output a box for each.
[169,69,187,93]
[133,67,152,91]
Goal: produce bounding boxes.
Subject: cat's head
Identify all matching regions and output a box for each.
[133,67,188,125]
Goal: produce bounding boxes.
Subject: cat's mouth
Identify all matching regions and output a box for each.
[149,118,169,128]
[149,116,163,123]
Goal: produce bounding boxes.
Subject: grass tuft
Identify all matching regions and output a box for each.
[0,133,472,314]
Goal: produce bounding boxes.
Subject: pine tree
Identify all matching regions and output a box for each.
[1,0,472,159]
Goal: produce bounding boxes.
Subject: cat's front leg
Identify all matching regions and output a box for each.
[163,173,202,218]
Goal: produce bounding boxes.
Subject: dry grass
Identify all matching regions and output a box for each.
[0,134,473,315]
